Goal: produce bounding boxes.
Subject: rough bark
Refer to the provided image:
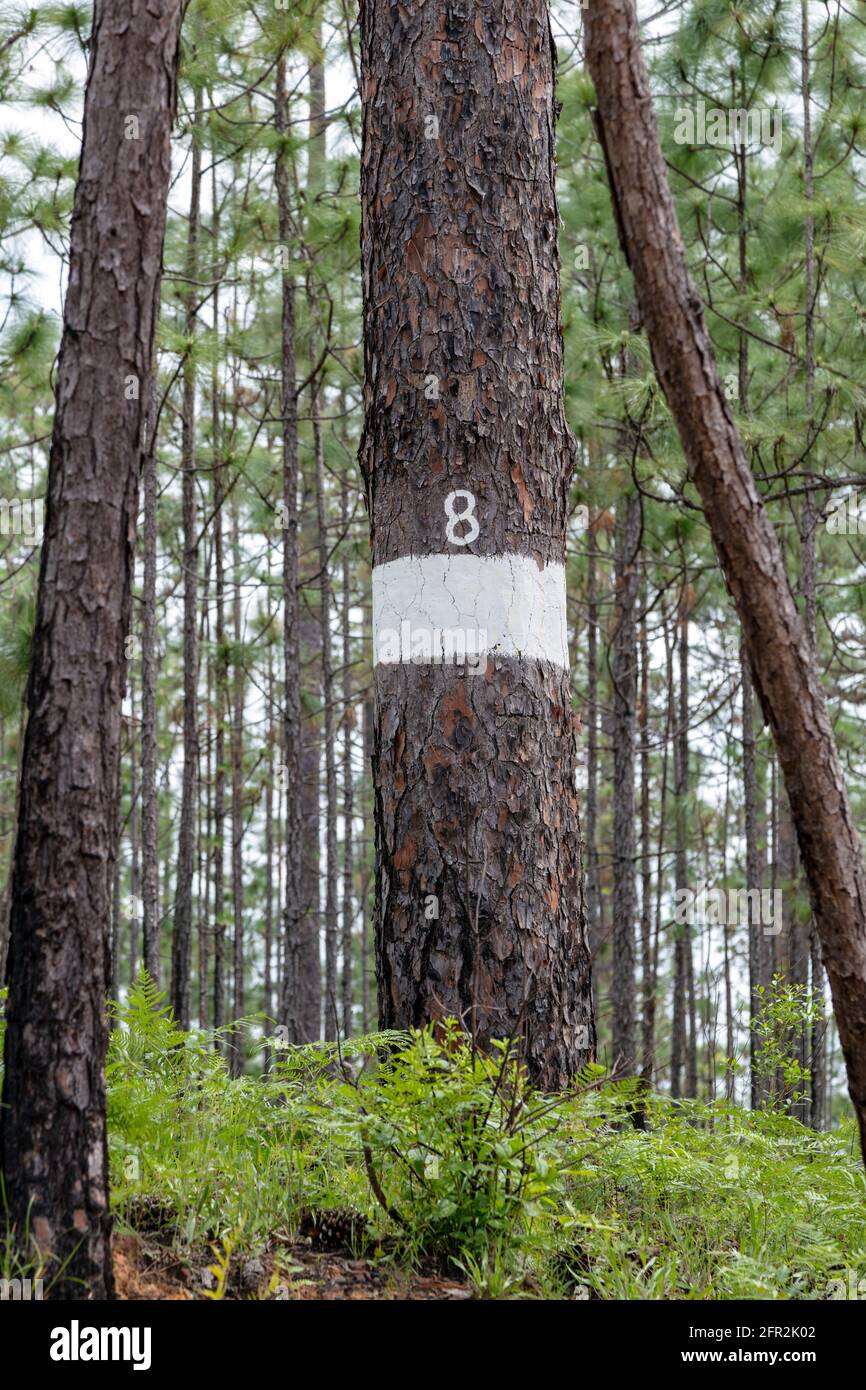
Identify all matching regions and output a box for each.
[585,0,866,1161]
[360,0,595,1085]
[0,0,183,1298]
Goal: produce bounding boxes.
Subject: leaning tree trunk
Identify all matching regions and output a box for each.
[359,0,595,1086]
[585,0,866,1162]
[0,0,183,1299]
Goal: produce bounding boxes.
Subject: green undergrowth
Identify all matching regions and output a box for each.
[2,975,865,1298]
[101,973,866,1299]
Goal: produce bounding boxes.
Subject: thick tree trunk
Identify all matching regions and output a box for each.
[611,491,639,1074]
[0,0,183,1298]
[586,0,866,1161]
[360,0,595,1085]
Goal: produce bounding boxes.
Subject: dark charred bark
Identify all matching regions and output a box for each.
[359,0,595,1086]
[586,0,866,1162]
[0,0,183,1298]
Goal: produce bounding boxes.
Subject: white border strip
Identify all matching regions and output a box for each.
[372,553,569,669]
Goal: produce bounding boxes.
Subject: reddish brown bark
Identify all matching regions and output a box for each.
[0,0,183,1297]
[359,0,595,1085]
[585,0,866,1159]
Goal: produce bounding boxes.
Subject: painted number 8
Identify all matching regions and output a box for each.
[444,490,479,546]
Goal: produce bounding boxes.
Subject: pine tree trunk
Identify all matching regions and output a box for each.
[361,693,374,1034]
[586,0,866,1163]
[314,387,339,1040]
[0,0,183,1299]
[639,592,655,1083]
[611,491,639,1074]
[300,605,322,1041]
[128,668,141,985]
[229,497,245,1073]
[275,52,304,1046]
[680,599,698,1099]
[800,0,826,1133]
[264,645,275,1061]
[585,513,602,1019]
[360,0,595,1084]
[171,97,203,1031]
[340,465,355,1038]
[141,394,161,984]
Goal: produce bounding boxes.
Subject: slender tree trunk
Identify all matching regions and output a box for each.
[586,515,602,1017]
[361,692,373,1034]
[314,387,339,1040]
[229,497,245,1073]
[586,0,866,1163]
[141,394,160,984]
[679,596,697,1099]
[721,727,735,1102]
[611,491,639,1073]
[128,669,141,985]
[639,587,654,1083]
[264,645,275,1062]
[360,0,595,1084]
[670,594,686,1099]
[0,0,183,1298]
[200,643,212,1030]
[212,265,227,1047]
[800,0,826,1133]
[299,604,322,1041]
[275,53,304,1046]
[740,642,763,1108]
[340,465,354,1038]
[171,94,203,1030]
[110,752,123,1007]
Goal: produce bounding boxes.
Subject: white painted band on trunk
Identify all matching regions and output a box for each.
[372,553,569,669]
